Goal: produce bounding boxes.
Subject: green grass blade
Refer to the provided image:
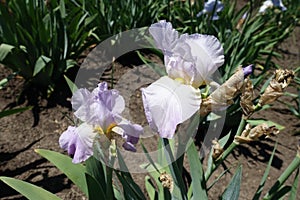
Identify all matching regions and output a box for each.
[64,75,78,94]
[252,141,278,200]
[0,106,32,118]
[0,176,61,200]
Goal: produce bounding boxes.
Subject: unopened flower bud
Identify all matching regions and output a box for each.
[200,65,253,116]
[234,123,279,144]
[259,69,294,106]
[212,138,224,161]
[159,172,174,192]
[240,77,255,118]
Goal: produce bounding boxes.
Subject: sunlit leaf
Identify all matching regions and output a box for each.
[247,119,285,130]
[0,176,61,200]
[35,149,88,196]
[186,142,208,199]
[33,55,51,77]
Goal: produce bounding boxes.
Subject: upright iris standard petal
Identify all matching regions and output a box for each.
[149,20,224,88]
[149,20,179,54]
[71,88,92,110]
[186,34,224,87]
[92,82,125,114]
[59,124,96,163]
[73,82,125,126]
[141,76,201,138]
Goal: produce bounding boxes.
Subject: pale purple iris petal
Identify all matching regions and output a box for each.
[122,142,136,152]
[73,82,124,127]
[71,88,93,110]
[113,120,143,152]
[59,124,96,163]
[243,64,253,77]
[186,34,224,87]
[149,21,196,83]
[149,20,179,54]
[141,76,201,138]
[164,55,196,85]
[272,0,287,11]
[92,82,125,114]
[196,0,224,19]
[259,0,287,13]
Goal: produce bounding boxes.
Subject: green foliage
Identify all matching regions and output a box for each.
[186,142,208,199]
[35,149,88,196]
[221,165,242,200]
[0,0,96,97]
[66,0,166,41]
[0,176,61,200]
[253,142,278,200]
[0,106,32,118]
[1,0,300,200]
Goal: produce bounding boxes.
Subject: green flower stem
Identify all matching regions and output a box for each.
[263,154,300,200]
[106,166,113,200]
[163,138,187,200]
[106,155,115,200]
[205,118,246,181]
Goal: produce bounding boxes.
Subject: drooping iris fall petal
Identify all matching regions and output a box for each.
[59,124,96,164]
[141,76,201,138]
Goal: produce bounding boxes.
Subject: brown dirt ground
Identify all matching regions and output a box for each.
[0,10,300,200]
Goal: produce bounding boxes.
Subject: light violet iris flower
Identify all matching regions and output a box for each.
[196,0,224,20]
[59,82,143,163]
[259,0,287,13]
[141,20,224,139]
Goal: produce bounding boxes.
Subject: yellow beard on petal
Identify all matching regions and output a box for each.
[93,123,117,140]
[174,77,186,84]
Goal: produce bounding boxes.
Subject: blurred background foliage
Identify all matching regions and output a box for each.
[0,0,299,104]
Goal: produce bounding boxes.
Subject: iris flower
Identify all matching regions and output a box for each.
[259,0,287,13]
[196,0,224,20]
[141,20,224,139]
[59,82,143,163]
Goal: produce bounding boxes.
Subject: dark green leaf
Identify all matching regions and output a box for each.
[85,173,106,200]
[85,156,106,194]
[0,106,32,118]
